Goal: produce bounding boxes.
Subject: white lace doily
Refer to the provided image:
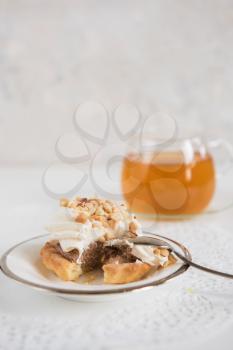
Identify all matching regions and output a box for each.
[1,222,233,350]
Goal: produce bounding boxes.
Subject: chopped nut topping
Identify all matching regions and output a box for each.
[60,197,140,236]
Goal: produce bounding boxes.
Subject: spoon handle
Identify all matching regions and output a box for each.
[131,235,233,279]
[172,249,233,279]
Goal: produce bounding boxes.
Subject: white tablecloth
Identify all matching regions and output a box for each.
[1,168,233,350]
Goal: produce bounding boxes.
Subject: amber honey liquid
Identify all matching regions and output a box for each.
[122,151,215,216]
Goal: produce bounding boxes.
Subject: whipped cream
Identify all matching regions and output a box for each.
[131,245,159,266]
[50,221,105,264]
[131,245,168,266]
[46,203,144,264]
[104,239,133,248]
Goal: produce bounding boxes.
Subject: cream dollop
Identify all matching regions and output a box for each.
[131,245,160,266]
[46,206,144,264]
[131,245,168,266]
[50,221,105,263]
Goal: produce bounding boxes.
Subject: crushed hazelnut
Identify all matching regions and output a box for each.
[168,254,177,264]
[159,248,169,257]
[95,206,105,216]
[103,202,112,213]
[129,221,138,234]
[60,198,69,207]
[75,213,88,223]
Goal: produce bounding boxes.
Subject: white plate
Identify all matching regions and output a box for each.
[0,234,190,302]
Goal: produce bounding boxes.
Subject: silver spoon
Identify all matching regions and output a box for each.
[129,233,233,279]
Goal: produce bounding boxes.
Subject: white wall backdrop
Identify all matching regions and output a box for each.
[1,0,233,165]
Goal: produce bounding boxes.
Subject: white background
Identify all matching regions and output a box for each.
[1,0,233,166]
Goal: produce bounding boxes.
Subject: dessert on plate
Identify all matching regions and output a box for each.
[40,197,176,284]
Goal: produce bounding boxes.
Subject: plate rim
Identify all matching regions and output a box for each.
[0,233,191,296]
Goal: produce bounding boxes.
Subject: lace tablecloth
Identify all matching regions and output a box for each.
[1,219,233,350]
